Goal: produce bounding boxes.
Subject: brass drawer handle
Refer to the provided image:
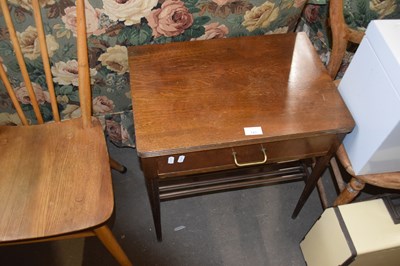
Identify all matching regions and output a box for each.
[232,147,267,167]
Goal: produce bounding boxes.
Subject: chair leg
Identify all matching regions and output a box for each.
[330,157,346,192]
[333,177,365,206]
[93,225,132,266]
[316,178,329,209]
[110,156,127,173]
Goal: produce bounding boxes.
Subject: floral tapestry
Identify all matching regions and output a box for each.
[0,0,311,147]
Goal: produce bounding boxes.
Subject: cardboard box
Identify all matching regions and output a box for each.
[300,199,400,266]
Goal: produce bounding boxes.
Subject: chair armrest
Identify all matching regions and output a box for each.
[336,144,400,189]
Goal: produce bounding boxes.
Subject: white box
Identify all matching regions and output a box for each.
[338,20,400,175]
[300,199,400,266]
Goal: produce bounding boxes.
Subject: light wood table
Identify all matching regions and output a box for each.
[128,33,354,241]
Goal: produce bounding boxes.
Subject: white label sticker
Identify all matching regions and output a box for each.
[177,155,185,163]
[168,156,175,164]
[244,127,263,136]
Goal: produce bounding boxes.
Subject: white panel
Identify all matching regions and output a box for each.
[366,20,400,95]
[338,20,400,175]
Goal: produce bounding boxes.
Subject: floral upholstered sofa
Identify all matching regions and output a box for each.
[1,0,399,147]
[0,0,310,147]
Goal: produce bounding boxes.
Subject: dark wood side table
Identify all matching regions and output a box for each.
[128,33,354,241]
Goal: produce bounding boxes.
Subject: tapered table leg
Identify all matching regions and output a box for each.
[292,135,344,218]
[141,158,163,241]
[292,154,333,218]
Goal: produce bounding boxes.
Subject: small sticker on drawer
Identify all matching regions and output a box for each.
[168,156,175,164]
[244,127,263,135]
[178,155,185,163]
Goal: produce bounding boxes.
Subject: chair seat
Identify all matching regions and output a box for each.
[0,117,113,243]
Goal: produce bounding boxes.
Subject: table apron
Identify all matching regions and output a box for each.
[155,134,337,178]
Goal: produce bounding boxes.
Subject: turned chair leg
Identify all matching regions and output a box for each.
[330,157,346,192]
[93,225,133,266]
[109,156,127,173]
[334,177,365,206]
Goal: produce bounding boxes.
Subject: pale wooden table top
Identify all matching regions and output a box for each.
[128,33,354,158]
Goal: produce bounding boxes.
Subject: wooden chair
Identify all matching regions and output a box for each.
[327,0,400,205]
[0,0,132,265]
[326,0,364,79]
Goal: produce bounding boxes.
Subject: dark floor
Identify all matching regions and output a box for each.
[0,141,377,266]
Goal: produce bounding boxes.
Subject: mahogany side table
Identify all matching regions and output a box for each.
[128,33,354,241]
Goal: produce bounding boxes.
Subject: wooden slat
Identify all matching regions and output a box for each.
[31,0,60,122]
[76,0,92,128]
[0,62,29,125]
[0,0,44,124]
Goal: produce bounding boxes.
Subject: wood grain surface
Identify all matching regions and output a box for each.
[129,33,354,157]
[0,118,113,242]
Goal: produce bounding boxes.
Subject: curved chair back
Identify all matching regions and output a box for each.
[326,0,364,79]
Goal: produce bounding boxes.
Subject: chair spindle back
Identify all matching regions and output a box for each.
[0,0,92,127]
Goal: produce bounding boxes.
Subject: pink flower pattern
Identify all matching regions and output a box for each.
[0,0,340,148]
[146,0,194,38]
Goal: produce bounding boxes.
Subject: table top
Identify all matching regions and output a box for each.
[128,33,354,158]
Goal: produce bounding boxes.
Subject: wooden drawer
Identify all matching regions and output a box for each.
[157,134,336,178]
